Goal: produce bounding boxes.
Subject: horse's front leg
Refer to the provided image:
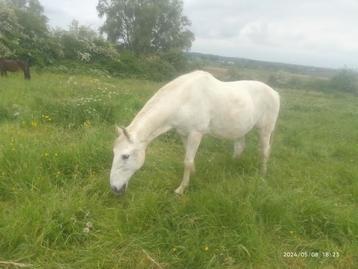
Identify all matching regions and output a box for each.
[175,131,202,195]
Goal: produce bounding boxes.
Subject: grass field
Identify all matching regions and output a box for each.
[0,72,357,268]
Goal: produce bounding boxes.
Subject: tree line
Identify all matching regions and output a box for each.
[0,0,194,79]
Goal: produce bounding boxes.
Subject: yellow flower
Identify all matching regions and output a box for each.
[204,246,209,251]
[31,120,38,127]
[83,120,91,128]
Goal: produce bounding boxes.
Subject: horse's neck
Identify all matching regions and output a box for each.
[128,106,172,146]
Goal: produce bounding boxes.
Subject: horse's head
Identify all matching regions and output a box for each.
[20,60,31,80]
[110,127,146,195]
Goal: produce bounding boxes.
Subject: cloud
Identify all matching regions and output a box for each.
[41,0,103,30]
[40,0,358,68]
[183,0,358,68]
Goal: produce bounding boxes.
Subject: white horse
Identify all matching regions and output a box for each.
[110,70,280,195]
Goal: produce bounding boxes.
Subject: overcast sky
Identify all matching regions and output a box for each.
[40,0,358,68]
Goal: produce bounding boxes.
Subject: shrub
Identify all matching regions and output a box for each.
[99,50,185,81]
[329,69,358,93]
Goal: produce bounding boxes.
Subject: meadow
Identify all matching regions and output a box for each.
[0,71,357,268]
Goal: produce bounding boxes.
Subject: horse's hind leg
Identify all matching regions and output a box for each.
[259,128,272,176]
[257,101,279,176]
[258,117,278,175]
[175,131,202,195]
[233,137,245,159]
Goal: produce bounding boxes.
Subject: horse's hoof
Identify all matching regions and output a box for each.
[175,187,184,195]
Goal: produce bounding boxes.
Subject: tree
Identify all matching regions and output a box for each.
[97,0,194,53]
[0,2,23,57]
[53,20,120,63]
[0,0,54,63]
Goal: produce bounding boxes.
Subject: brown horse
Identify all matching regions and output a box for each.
[0,59,31,80]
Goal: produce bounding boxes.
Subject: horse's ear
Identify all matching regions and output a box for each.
[116,126,122,136]
[122,127,133,143]
[116,126,133,143]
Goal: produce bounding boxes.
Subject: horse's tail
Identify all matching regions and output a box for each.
[269,90,280,146]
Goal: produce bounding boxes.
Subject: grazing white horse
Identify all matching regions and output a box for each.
[110,70,280,195]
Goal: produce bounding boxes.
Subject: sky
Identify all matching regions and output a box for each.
[40,0,358,69]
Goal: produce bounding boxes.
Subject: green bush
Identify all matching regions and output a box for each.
[95,50,185,81]
[329,69,358,93]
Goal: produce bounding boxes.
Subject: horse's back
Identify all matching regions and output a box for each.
[172,72,280,138]
[0,59,20,72]
[0,59,30,79]
[190,74,280,121]
[224,80,280,115]
[141,71,280,139]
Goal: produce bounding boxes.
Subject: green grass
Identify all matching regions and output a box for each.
[0,72,357,268]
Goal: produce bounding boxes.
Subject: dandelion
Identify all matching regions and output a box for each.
[83,120,91,128]
[204,246,209,251]
[42,114,52,122]
[31,120,38,127]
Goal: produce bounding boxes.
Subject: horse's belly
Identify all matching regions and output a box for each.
[207,102,258,140]
[209,116,256,139]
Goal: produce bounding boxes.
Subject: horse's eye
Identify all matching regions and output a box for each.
[122,154,130,160]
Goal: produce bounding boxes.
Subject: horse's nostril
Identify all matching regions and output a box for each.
[111,185,118,192]
[111,185,126,195]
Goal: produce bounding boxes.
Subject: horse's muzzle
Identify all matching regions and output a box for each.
[111,184,126,195]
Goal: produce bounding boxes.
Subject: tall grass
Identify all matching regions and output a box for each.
[0,72,357,268]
